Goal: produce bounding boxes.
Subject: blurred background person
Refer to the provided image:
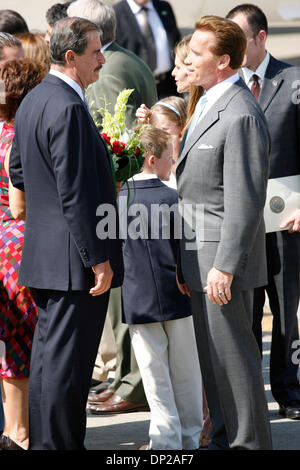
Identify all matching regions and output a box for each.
[15,32,51,74]
[0,9,28,35]
[0,59,46,450]
[0,33,25,135]
[45,2,73,44]
[113,0,181,99]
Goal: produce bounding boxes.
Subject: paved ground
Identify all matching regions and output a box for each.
[84,311,300,451]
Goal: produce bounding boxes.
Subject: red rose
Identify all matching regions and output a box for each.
[135,146,140,156]
[112,141,126,155]
[101,133,111,145]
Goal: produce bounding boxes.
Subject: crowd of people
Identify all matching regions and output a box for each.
[0,0,300,452]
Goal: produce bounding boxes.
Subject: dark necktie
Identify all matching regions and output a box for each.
[139,6,157,71]
[251,74,261,100]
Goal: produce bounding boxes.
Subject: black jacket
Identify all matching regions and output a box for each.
[10,73,124,291]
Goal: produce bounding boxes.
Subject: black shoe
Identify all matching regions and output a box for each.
[0,435,25,450]
[89,378,113,395]
[279,402,300,420]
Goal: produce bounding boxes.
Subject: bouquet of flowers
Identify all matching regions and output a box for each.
[92,88,145,193]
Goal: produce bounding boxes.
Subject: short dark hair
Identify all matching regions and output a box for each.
[0,9,29,35]
[45,2,73,27]
[0,32,22,60]
[195,16,247,70]
[50,16,99,65]
[0,59,45,122]
[226,4,268,36]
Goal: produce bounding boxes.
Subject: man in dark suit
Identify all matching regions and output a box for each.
[9,17,123,450]
[113,0,181,98]
[67,0,157,414]
[227,3,300,421]
[177,15,272,449]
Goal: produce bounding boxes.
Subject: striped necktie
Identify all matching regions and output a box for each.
[139,6,157,71]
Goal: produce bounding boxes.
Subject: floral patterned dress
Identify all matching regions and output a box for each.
[0,123,37,379]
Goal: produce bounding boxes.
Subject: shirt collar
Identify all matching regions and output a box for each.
[242,51,270,85]
[127,0,154,14]
[205,72,240,103]
[129,172,158,181]
[101,41,113,52]
[49,68,84,101]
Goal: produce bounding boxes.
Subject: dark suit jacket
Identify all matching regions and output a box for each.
[257,55,300,179]
[86,42,157,130]
[9,73,124,291]
[113,0,181,70]
[120,179,192,324]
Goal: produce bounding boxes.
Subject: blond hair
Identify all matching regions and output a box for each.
[139,125,172,159]
[151,96,187,132]
[15,32,50,73]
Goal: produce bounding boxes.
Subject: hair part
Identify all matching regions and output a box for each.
[50,16,100,66]
[226,3,268,36]
[139,125,172,160]
[0,59,46,123]
[67,0,116,45]
[195,15,247,70]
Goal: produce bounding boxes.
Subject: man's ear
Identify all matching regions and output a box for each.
[65,49,76,65]
[218,54,231,71]
[256,29,267,47]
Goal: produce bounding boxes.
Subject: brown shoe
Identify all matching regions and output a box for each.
[88,393,149,414]
[88,387,114,404]
[138,443,150,450]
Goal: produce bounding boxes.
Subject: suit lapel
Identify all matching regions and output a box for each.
[177,109,220,167]
[258,56,285,112]
[177,80,245,168]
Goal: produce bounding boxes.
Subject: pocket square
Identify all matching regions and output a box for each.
[198,144,214,149]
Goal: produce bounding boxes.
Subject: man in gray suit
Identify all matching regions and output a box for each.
[227,3,300,421]
[177,16,272,449]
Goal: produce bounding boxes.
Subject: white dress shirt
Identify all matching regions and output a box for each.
[201,72,240,120]
[127,0,172,75]
[242,51,270,89]
[49,68,85,101]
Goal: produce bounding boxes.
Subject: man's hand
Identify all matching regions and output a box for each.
[204,267,233,305]
[116,182,123,198]
[280,209,300,233]
[176,271,191,297]
[90,260,114,296]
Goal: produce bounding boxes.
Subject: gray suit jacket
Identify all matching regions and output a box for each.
[176,78,270,292]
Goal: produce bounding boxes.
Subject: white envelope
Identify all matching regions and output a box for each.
[264,175,300,233]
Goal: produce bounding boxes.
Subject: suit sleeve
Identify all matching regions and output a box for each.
[213,113,270,276]
[49,103,111,268]
[9,131,25,192]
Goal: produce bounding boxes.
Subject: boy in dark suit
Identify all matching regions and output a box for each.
[120,126,203,450]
